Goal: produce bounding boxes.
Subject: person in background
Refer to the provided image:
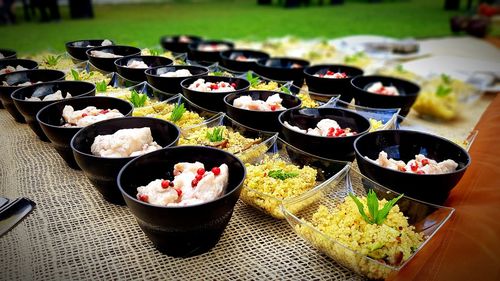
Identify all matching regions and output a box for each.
[37,0,60,22]
[0,0,16,24]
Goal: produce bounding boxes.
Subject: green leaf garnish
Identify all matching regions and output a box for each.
[246,71,261,87]
[44,54,62,67]
[206,127,224,142]
[268,169,299,180]
[148,48,162,56]
[211,71,224,77]
[128,89,148,107]
[95,81,108,93]
[441,74,452,85]
[279,85,292,94]
[344,51,365,63]
[170,103,186,123]
[349,190,404,225]
[71,69,81,81]
[436,84,452,97]
[395,64,405,73]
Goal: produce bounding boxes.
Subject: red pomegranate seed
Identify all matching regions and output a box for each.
[410,163,418,172]
[175,188,182,197]
[195,174,203,181]
[341,72,347,77]
[399,166,406,172]
[326,70,334,75]
[270,105,277,111]
[212,167,221,176]
[82,113,88,117]
[99,109,109,114]
[231,83,236,88]
[191,179,198,187]
[138,194,149,202]
[197,168,205,175]
[416,170,425,175]
[169,181,174,187]
[161,180,170,189]
[421,159,429,166]
[335,128,345,137]
[327,127,335,137]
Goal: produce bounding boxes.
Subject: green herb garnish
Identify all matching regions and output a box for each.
[44,54,62,67]
[170,103,186,122]
[344,51,365,63]
[206,127,224,142]
[211,71,224,77]
[268,169,299,180]
[349,189,404,225]
[441,74,452,85]
[395,64,406,73]
[95,81,108,93]
[246,71,261,87]
[148,48,162,56]
[279,85,292,94]
[128,89,148,107]
[71,69,81,81]
[436,84,452,97]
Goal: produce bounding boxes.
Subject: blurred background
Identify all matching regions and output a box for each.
[0,0,499,53]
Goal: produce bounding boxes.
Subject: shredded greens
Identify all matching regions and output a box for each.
[128,89,148,107]
[206,127,224,142]
[268,169,299,180]
[349,189,404,225]
[169,103,186,122]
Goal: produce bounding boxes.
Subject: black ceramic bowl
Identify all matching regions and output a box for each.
[65,39,115,61]
[224,91,302,132]
[279,107,371,162]
[71,117,180,205]
[160,35,203,53]
[354,130,471,205]
[145,65,209,95]
[0,49,16,60]
[114,55,173,83]
[255,57,310,88]
[187,40,234,63]
[350,75,420,117]
[220,49,270,72]
[0,59,39,73]
[181,76,250,112]
[36,96,134,169]
[0,69,65,123]
[86,45,141,73]
[304,64,364,103]
[117,146,246,256]
[12,81,96,141]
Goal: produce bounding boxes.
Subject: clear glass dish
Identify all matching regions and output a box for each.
[281,165,455,279]
[241,137,348,219]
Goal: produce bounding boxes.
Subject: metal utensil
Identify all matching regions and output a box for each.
[0,197,35,237]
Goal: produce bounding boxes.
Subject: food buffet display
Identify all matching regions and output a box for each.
[1,35,496,280]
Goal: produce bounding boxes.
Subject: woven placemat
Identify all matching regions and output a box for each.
[0,109,362,280]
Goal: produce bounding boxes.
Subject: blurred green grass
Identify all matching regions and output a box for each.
[0,0,485,54]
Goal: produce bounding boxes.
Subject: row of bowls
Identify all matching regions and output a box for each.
[63,39,421,117]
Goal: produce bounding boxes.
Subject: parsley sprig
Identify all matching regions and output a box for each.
[169,103,186,122]
[349,190,404,225]
[206,127,224,142]
[268,169,298,180]
[128,89,148,107]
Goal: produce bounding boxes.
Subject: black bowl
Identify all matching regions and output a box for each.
[65,39,115,61]
[255,57,310,88]
[12,81,96,141]
[279,107,371,161]
[86,45,141,73]
[181,76,250,112]
[0,69,65,123]
[36,96,134,169]
[220,49,270,72]
[224,90,302,132]
[71,117,180,205]
[160,35,203,53]
[350,75,420,117]
[117,146,246,256]
[146,65,209,95]
[0,59,39,109]
[354,130,471,205]
[187,40,234,63]
[304,64,364,103]
[0,49,16,60]
[114,55,173,83]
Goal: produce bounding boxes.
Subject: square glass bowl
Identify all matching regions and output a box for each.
[281,165,455,279]
[240,137,348,219]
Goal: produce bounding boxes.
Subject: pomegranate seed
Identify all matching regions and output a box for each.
[335,128,345,137]
[410,163,418,172]
[212,167,221,176]
[230,83,236,88]
[416,170,425,175]
[191,179,198,187]
[195,174,203,181]
[175,188,182,197]
[341,72,347,77]
[221,83,226,87]
[99,109,109,114]
[398,166,406,172]
[138,194,149,202]
[82,113,88,117]
[327,127,335,137]
[421,159,429,166]
[197,168,205,175]
[161,180,170,189]
[169,181,174,187]
[270,105,277,111]
[326,70,334,75]
[319,74,324,78]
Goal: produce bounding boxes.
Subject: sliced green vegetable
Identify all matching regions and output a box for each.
[44,54,62,67]
[170,103,186,122]
[70,69,80,81]
[246,71,261,87]
[436,84,452,97]
[268,169,299,180]
[206,127,224,142]
[128,89,148,107]
[349,189,404,225]
[279,85,292,94]
[95,81,108,93]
